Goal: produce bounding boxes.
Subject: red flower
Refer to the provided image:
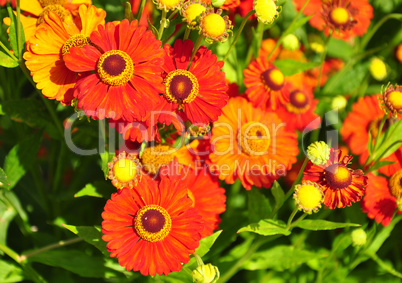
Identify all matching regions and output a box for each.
[161,39,228,125]
[244,57,290,110]
[293,0,373,40]
[361,173,402,226]
[64,19,165,121]
[303,148,368,209]
[102,174,204,276]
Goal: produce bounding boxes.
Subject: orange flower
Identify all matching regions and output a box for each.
[64,19,165,121]
[209,97,299,190]
[276,85,320,132]
[102,174,204,276]
[361,173,402,226]
[293,0,373,40]
[161,39,228,125]
[4,0,91,41]
[23,5,105,105]
[341,95,402,175]
[303,148,368,209]
[244,56,291,110]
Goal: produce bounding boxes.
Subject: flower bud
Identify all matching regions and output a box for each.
[306,141,330,165]
[192,263,220,283]
[282,34,300,51]
[369,57,387,81]
[351,228,367,246]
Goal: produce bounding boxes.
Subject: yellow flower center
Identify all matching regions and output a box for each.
[164,69,199,103]
[113,158,138,183]
[324,163,352,189]
[97,50,134,86]
[389,169,402,199]
[37,4,72,26]
[239,122,270,156]
[202,13,226,38]
[261,67,285,91]
[134,205,172,242]
[38,0,66,8]
[254,0,278,24]
[185,4,206,26]
[62,34,91,56]
[140,145,175,174]
[158,0,182,10]
[286,90,310,114]
[387,91,402,111]
[329,7,349,25]
[294,182,323,213]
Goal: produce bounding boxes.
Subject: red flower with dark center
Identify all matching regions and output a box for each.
[161,39,228,125]
[244,56,290,110]
[64,19,165,121]
[303,148,368,209]
[102,174,204,276]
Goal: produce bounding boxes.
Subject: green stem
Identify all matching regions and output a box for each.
[223,10,254,61]
[219,236,276,283]
[19,61,64,137]
[158,9,167,40]
[192,253,204,266]
[367,252,402,278]
[136,0,146,22]
[267,0,311,61]
[364,113,388,166]
[289,213,307,229]
[187,34,204,70]
[20,238,83,261]
[183,27,191,40]
[0,242,22,263]
[286,206,299,229]
[360,13,402,51]
[315,31,332,92]
[0,40,18,61]
[167,10,178,20]
[16,0,22,60]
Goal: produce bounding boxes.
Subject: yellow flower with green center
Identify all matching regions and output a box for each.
[293,181,324,214]
[307,141,330,165]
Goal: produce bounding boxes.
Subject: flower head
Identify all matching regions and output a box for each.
[64,19,165,121]
[209,97,299,190]
[107,151,141,189]
[369,57,387,81]
[307,141,330,165]
[181,0,207,28]
[303,148,368,209]
[153,0,183,11]
[253,0,280,25]
[102,174,204,276]
[199,8,232,43]
[380,84,402,116]
[193,263,220,283]
[293,181,324,214]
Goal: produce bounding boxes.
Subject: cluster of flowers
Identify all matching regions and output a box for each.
[4,0,402,278]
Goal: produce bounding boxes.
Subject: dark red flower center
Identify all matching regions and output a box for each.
[261,68,284,91]
[141,209,165,233]
[102,54,127,76]
[324,163,352,189]
[164,69,199,103]
[134,204,172,242]
[289,90,309,108]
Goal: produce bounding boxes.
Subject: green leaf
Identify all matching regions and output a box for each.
[327,38,353,60]
[195,230,222,258]
[0,51,18,68]
[271,181,285,212]
[0,259,24,282]
[238,219,290,236]
[371,119,402,163]
[243,245,327,271]
[27,250,124,278]
[293,220,361,231]
[74,181,113,198]
[6,6,25,59]
[283,15,313,37]
[367,214,402,255]
[369,160,395,172]
[123,1,135,22]
[147,15,159,38]
[3,132,43,190]
[367,252,402,279]
[0,193,17,247]
[274,59,320,76]
[63,224,108,255]
[247,189,271,223]
[0,98,60,139]
[100,150,113,179]
[0,168,10,188]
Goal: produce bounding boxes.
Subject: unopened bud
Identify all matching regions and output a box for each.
[351,228,367,246]
[192,263,220,283]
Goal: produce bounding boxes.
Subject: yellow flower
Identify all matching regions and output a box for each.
[306,141,330,165]
[293,181,324,214]
[253,0,281,24]
[369,57,387,81]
